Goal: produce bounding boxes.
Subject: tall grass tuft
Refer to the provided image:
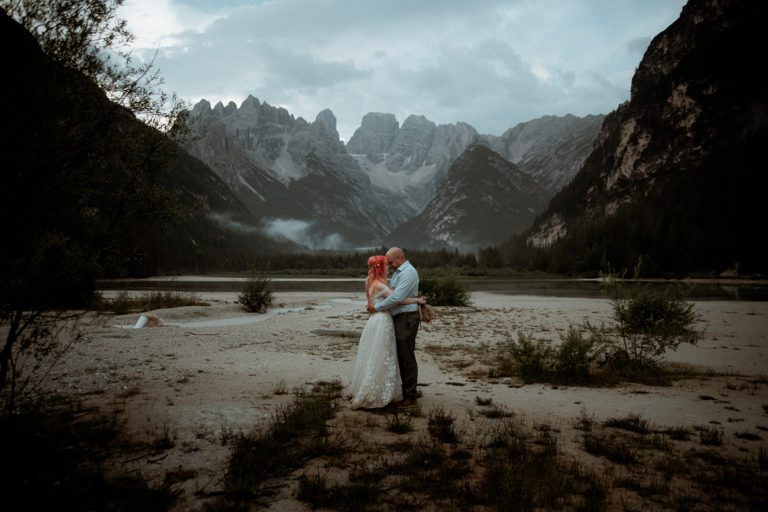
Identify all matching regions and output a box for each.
[603,413,651,435]
[427,407,460,444]
[478,420,584,510]
[386,413,414,434]
[475,396,493,406]
[222,380,343,500]
[582,433,638,464]
[697,425,724,446]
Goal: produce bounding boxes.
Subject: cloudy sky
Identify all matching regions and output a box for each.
[119,0,686,142]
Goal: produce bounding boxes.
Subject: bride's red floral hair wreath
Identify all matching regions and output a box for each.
[366,255,388,296]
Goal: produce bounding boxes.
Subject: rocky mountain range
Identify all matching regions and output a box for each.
[484,114,604,197]
[185,98,602,250]
[385,144,547,250]
[347,112,603,211]
[347,113,479,211]
[522,0,767,275]
[184,99,413,249]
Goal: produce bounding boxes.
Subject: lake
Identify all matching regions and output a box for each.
[95,276,768,301]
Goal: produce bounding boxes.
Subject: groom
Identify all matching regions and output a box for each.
[367,247,420,407]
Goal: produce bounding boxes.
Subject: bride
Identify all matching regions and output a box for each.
[350,255,425,409]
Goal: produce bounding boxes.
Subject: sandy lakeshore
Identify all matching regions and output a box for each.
[42,291,768,510]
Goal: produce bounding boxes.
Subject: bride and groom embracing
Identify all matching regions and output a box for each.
[349,247,425,410]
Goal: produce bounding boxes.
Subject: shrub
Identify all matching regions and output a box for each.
[239,270,273,313]
[419,267,471,306]
[554,326,606,383]
[601,262,703,368]
[501,330,552,382]
[611,287,702,367]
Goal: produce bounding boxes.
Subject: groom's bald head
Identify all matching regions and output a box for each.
[386,247,406,269]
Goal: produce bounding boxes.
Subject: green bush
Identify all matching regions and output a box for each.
[555,326,607,383]
[606,267,703,368]
[419,267,471,306]
[501,330,552,382]
[239,271,273,313]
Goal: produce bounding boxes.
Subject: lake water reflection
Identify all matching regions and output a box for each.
[96,277,768,301]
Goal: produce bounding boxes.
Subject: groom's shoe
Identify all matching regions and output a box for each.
[398,398,418,408]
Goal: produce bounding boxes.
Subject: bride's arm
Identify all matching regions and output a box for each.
[377,283,426,304]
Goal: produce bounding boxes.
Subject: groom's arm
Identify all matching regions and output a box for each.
[374,268,417,312]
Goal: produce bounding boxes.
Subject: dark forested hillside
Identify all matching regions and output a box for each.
[508,0,767,276]
[0,8,294,295]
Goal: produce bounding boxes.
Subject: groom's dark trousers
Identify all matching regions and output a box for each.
[393,311,420,400]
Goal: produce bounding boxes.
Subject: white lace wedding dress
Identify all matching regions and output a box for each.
[350,291,402,409]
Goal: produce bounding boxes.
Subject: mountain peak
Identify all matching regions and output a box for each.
[314,109,337,136]
[385,145,546,250]
[240,94,260,111]
[191,98,212,115]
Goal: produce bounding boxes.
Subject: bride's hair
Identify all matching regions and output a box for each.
[366,255,388,298]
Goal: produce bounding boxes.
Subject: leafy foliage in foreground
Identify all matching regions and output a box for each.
[608,279,702,367]
[497,267,703,385]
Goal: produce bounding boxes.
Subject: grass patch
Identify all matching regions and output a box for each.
[478,404,514,419]
[664,425,692,441]
[219,380,343,505]
[297,467,382,511]
[107,290,206,314]
[0,398,176,510]
[616,472,669,497]
[477,421,603,510]
[696,425,724,446]
[150,423,176,450]
[475,396,493,406]
[583,433,638,464]
[272,379,287,395]
[734,431,762,441]
[312,403,766,510]
[427,407,460,444]
[603,413,651,435]
[386,413,414,434]
[572,410,596,432]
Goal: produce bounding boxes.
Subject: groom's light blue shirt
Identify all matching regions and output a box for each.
[374,260,419,316]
